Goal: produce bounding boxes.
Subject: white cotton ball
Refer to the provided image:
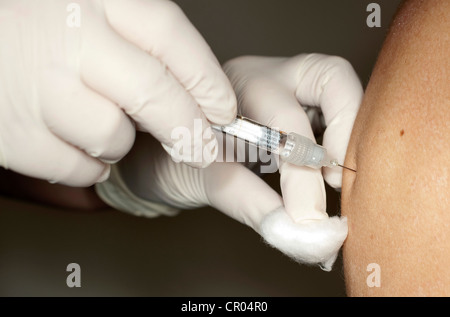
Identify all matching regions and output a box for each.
[259,208,348,271]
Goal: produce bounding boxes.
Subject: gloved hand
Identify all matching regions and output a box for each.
[96,54,363,270]
[0,0,236,186]
[224,54,363,218]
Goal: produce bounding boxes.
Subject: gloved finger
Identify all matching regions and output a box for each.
[7,129,110,187]
[80,15,217,168]
[224,56,328,222]
[40,70,135,164]
[117,131,282,231]
[291,54,363,188]
[104,0,237,125]
[203,161,283,231]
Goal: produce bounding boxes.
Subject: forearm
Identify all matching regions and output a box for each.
[0,167,107,210]
[342,0,449,296]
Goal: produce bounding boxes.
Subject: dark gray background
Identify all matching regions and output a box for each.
[0,0,402,296]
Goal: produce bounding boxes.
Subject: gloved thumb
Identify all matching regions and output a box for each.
[203,161,283,231]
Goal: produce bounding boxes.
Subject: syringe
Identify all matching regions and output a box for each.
[212,116,356,172]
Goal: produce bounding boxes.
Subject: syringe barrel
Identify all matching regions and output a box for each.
[280,132,330,168]
[211,116,335,169]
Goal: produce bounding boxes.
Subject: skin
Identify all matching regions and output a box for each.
[342,0,449,296]
[0,167,106,210]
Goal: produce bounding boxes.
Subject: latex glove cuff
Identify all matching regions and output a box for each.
[95,164,179,218]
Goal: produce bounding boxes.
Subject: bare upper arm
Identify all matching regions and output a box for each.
[342,0,450,296]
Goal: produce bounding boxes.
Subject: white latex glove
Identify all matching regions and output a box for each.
[0,0,236,186]
[224,54,363,219]
[96,54,363,270]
